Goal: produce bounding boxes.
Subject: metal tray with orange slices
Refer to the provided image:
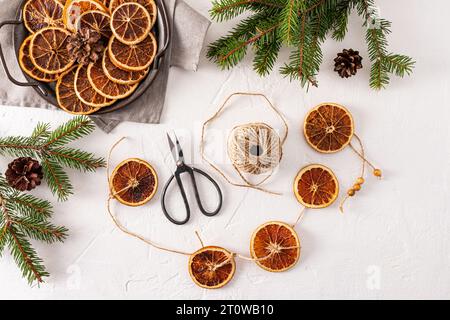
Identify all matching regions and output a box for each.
[0,0,170,114]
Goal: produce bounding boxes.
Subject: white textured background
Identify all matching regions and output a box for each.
[1,0,449,299]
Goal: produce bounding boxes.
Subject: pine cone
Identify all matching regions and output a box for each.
[67,28,105,66]
[334,49,363,78]
[5,157,44,191]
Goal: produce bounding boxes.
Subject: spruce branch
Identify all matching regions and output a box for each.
[0,116,105,201]
[0,174,68,285]
[41,157,73,202]
[210,0,284,22]
[208,0,415,89]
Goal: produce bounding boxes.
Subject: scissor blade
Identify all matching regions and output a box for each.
[166,133,178,163]
[173,132,185,163]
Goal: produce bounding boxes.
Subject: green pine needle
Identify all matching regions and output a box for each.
[207,0,415,89]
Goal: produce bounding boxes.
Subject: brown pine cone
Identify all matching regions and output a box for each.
[334,49,363,78]
[5,157,44,191]
[67,27,105,66]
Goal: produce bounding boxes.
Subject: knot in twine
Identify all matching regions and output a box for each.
[228,122,282,175]
[201,92,288,195]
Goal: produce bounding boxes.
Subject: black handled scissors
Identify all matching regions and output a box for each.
[161,133,223,225]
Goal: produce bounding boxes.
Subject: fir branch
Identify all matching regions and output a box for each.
[0,225,7,257]
[208,12,281,69]
[210,0,284,22]
[0,136,40,158]
[0,174,68,284]
[10,216,67,244]
[47,147,106,172]
[0,116,104,201]
[7,194,53,219]
[8,225,48,284]
[208,0,415,89]
[41,157,73,202]
[279,0,302,45]
[43,116,95,148]
[253,35,282,76]
[30,123,51,143]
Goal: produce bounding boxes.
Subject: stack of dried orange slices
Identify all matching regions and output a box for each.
[19,0,158,115]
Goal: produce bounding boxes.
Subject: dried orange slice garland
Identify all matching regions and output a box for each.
[106,139,308,290]
[303,103,383,212]
[23,0,65,33]
[56,66,101,114]
[18,0,158,115]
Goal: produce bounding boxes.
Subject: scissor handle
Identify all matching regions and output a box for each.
[191,167,223,217]
[161,170,191,225]
[161,165,223,225]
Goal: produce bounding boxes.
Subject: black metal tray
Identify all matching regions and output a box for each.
[0,0,170,114]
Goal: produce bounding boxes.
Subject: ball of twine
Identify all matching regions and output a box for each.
[201,92,288,195]
[228,123,282,176]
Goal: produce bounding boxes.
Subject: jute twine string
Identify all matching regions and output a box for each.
[201,92,289,195]
[339,133,381,212]
[106,137,301,265]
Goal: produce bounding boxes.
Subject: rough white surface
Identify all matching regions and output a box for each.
[1,0,449,299]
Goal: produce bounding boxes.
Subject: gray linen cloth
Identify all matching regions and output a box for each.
[0,0,210,132]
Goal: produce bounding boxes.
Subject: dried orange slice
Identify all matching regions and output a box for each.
[110,2,152,45]
[294,164,339,209]
[109,0,157,25]
[87,57,138,99]
[108,33,157,71]
[188,246,235,289]
[63,0,107,32]
[56,66,100,115]
[304,103,354,153]
[23,0,65,33]
[76,10,112,39]
[109,158,158,206]
[250,221,300,272]
[19,35,59,82]
[74,65,116,107]
[30,27,75,74]
[102,49,147,84]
